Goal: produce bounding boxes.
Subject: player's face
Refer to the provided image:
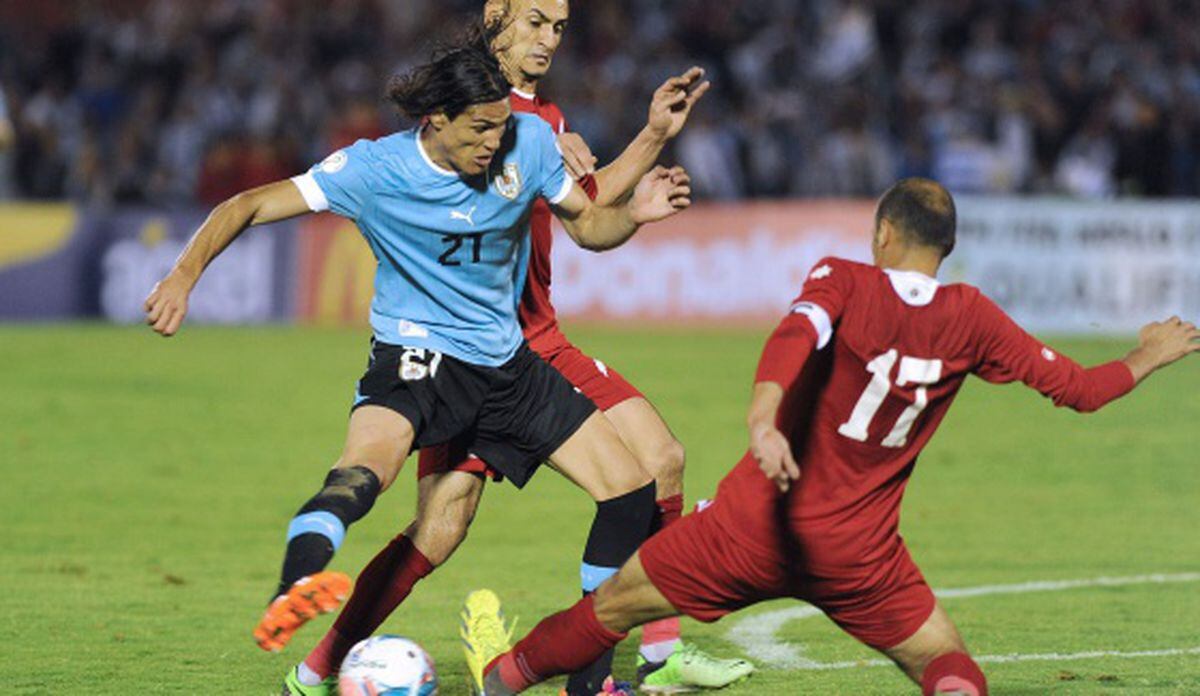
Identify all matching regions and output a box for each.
[443,100,512,177]
[492,0,569,81]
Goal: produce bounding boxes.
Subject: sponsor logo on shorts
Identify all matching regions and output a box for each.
[399,347,443,381]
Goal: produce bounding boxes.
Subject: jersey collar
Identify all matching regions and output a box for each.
[884,269,940,306]
[510,86,536,101]
[415,129,458,178]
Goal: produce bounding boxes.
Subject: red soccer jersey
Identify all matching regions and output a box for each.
[714,257,1135,572]
[509,88,597,351]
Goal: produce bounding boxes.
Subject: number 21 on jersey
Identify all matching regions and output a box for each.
[838,349,943,448]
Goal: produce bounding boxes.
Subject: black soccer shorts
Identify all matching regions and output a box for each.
[352,339,597,487]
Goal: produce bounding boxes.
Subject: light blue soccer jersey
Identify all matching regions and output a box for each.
[292,114,572,366]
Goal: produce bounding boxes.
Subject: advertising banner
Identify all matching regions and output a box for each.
[949,198,1200,334]
[550,197,1200,332]
[0,204,88,319]
[551,202,875,323]
[3,198,1198,334]
[0,205,294,323]
[95,210,293,325]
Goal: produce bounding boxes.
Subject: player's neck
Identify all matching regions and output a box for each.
[880,255,940,279]
[509,75,539,99]
[418,126,457,174]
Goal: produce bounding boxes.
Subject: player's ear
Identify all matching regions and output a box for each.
[876,218,895,250]
[484,0,508,26]
[428,113,450,131]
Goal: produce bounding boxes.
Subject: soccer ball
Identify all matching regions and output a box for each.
[338,635,438,695]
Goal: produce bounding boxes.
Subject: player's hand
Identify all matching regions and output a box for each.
[629,165,691,224]
[646,66,711,141]
[557,132,597,180]
[1127,316,1200,379]
[144,270,195,337]
[749,421,800,493]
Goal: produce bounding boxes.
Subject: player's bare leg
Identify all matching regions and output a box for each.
[256,406,415,652]
[548,411,655,498]
[408,470,486,564]
[604,398,685,499]
[883,603,988,695]
[591,553,680,632]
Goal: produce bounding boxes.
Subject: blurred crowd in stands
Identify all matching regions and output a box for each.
[0,0,1197,205]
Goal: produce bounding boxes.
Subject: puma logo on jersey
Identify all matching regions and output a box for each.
[810,264,833,280]
[450,206,478,226]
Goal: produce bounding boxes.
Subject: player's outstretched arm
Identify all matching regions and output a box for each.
[553,165,691,251]
[144,179,312,337]
[1121,317,1200,383]
[558,67,710,205]
[976,296,1200,412]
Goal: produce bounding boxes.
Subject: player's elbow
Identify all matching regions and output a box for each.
[577,238,617,252]
[214,190,256,220]
[567,224,614,252]
[1053,391,1106,414]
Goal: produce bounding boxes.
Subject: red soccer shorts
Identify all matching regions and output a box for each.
[416,339,643,479]
[639,500,936,651]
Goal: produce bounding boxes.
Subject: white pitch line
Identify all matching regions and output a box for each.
[780,646,1200,671]
[725,572,1200,670]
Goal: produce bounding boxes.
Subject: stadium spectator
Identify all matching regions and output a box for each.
[1,0,1198,201]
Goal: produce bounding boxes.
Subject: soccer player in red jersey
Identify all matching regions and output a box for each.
[476,178,1200,695]
[285,2,746,695]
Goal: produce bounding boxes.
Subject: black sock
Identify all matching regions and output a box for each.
[274,534,335,598]
[566,481,657,694]
[271,466,381,602]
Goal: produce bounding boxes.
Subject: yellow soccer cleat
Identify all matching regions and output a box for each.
[460,589,517,694]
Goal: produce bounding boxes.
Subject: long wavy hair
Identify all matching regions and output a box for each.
[386,18,511,121]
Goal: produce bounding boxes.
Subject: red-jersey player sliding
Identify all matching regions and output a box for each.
[474,178,1200,695]
[278,2,749,695]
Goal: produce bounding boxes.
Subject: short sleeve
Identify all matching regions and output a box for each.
[533,122,572,205]
[786,257,856,349]
[294,140,378,219]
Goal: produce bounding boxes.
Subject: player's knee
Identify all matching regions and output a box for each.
[592,573,639,633]
[336,452,402,491]
[412,489,479,565]
[643,438,685,493]
[410,516,469,566]
[296,466,382,532]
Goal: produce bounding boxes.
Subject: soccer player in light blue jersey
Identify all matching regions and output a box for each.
[143,25,692,669]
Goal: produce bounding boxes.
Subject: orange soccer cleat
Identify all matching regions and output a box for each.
[253,571,352,652]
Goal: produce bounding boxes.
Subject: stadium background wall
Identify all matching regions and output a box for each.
[2,199,1197,334]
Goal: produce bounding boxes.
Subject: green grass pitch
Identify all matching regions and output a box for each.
[1,324,1197,694]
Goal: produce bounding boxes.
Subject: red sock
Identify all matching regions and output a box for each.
[488,594,627,691]
[303,534,435,678]
[654,495,683,531]
[640,495,683,654]
[921,652,988,696]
